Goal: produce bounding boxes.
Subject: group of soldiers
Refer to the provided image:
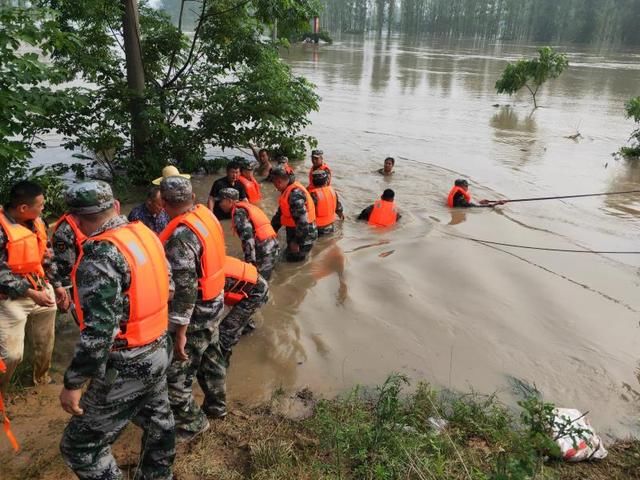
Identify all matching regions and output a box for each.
[0,149,403,479]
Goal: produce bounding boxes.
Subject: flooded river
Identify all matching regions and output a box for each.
[50,36,640,438]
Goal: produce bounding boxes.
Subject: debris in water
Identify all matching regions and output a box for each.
[379,250,395,258]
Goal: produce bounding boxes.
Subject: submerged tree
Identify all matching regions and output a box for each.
[621,97,640,158]
[10,0,320,184]
[495,47,568,109]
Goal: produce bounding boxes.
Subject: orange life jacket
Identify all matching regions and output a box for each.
[223,256,258,306]
[308,163,332,186]
[447,186,472,208]
[237,175,262,204]
[0,359,19,452]
[309,185,337,228]
[0,210,47,280]
[279,182,317,228]
[368,200,398,227]
[53,213,86,253]
[231,202,277,242]
[72,222,169,349]
[159,204,226,301]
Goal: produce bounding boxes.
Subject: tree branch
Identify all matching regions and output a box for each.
[164,0,189,84]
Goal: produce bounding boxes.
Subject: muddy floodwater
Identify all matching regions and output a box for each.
[51,36,640,438]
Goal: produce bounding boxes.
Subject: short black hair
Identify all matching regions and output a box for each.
[227,161,241,171]
[147,185,161,200]
[258,148,269,157]
[384,157,395,166]
[6,180,44,209]
[311,175,329,187]
[454,179,468,188]
[381,189,395,201]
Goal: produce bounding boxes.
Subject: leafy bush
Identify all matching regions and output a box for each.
[621,96,640,158]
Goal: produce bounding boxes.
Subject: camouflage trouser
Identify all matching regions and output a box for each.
[255,238,280,281]
[317,223,335,237]
[167,294,226,430]
[220,275,269,361]
[60,336,175,480]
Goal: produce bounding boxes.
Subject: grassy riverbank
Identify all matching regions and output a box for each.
[2,374,639,479]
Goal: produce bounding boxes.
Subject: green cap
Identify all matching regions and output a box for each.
[65,181,115,215]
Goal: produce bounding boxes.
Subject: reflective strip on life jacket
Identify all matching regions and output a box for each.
[308,163,332,186]
[309,185,337,228]
[53,213,86,253]
[231,202,276,242]
[279,182,316,228]
[368,200,398,227]
[223,256,258,306]
[160,204,226,301]
[0,359,19,452]
[72,222,169,348]
[447,186,472,208]
[237,176,262,204]
[0,211,47,278]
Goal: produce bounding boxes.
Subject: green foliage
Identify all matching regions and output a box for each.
[621,97,640,158]
[0,6,87,203]
[495,47,568,108]
[38,0,320,183]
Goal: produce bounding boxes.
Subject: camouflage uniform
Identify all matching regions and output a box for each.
[59,181,175,480]
[161,176,227,433]
[309,170,344,237]
[232,205,280,280]
[271,172,318,262]
[220,273,269,361]
[51,219,79,289]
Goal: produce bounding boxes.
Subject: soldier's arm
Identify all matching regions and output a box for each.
[271,208,282,232]
[51,222,77,289]
[357,205,373,221]
[336,194,344,218]
[290,189,313,242]
[165,228,199,327]
[0,229,32,299]
[234,209,257,264]
[63,241,126,389]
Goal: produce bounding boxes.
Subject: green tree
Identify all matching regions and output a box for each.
[621,96,640,158]
[21,0,320,183]
[495,46,568,109]
[0,6,87,203]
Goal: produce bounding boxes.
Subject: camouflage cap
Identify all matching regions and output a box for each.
[160,175,193,203]
[216,188,239,201]
[65,180,115,214]
[270,165,291,180]
[276,156,289,164]
[311,169,329,184]
[241,159,257,171]
[311,149,323,157]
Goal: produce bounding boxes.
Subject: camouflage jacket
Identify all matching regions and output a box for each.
[163,208,223,328]
[63,215,173,390]
[232,206,278,264]
[51,219,79,288]
[271,186,318,247]
[0,211,60,299]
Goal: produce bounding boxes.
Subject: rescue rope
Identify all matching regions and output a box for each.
[447,233,640,254]
[495,189,640,204]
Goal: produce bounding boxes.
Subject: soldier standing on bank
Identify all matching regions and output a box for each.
[59,181,175,480]
[216,188,280,280]
[270,166,318,262]
[159,176,229,441]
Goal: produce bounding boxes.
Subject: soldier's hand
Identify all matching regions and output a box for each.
[174,332,188,361]
[288,241,300,253]
[55,287,70,312]
[60,387,84,416]
[27,288,56,307]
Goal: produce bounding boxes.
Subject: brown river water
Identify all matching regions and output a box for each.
[46,36,640,438]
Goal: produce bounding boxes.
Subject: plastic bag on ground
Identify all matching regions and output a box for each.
[552,408,607,462]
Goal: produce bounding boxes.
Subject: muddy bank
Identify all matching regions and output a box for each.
[2,379,639,480]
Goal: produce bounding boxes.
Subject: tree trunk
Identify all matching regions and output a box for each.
[272,18,278,42]
[122,0,148,160]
